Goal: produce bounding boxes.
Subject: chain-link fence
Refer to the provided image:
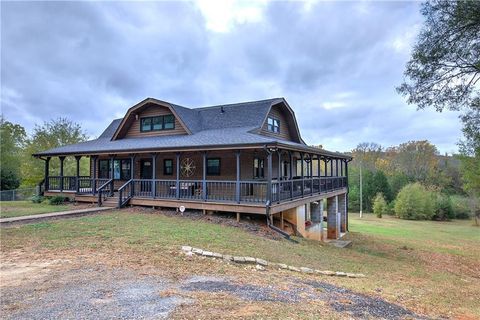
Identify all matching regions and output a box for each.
[0,187,39,201]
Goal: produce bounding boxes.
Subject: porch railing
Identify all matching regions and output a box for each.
[45,176,347,205]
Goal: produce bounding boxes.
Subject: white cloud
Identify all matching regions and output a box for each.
[195,0,267,32]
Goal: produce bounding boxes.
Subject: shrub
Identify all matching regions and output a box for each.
[450,195,471,219]
[30,195,44,203]
[48,195,68,205]
[432,193,454,221]
[386,200,396,215]
[373,193,387,218]
[394,183,435,220]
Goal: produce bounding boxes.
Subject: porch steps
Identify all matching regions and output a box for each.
[102,197,120,208]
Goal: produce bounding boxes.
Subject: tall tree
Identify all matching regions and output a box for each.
[397,0,480,112]
[21,118,89,187]
[0,117,27,190]
[397,0,480,196]
[392,140,439,183]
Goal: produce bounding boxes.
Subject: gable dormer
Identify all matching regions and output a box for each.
[259,100,304,144]
[112,98,191,140]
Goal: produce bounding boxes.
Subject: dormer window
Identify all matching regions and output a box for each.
[140,115,175,132]
[267,117,280,133]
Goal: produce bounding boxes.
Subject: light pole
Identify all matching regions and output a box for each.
[359,161,363,218]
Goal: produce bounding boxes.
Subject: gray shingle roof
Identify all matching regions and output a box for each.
[35,98,351,159]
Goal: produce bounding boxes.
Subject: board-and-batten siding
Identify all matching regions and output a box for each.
[260,104,293,141]
[124,105,187,138]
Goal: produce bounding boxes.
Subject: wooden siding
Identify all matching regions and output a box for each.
[260,104,293,141]
[124,105,187,138]
[92,149,285,188]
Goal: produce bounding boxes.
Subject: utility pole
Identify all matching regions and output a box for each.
[359,162,363,218]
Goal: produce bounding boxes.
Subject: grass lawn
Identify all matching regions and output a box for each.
[0,201,73,218]
[1,210,479,318]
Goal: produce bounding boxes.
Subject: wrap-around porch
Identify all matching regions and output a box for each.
[40,147,349,209]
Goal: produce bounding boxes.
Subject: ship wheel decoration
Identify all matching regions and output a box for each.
[180,157,196,177]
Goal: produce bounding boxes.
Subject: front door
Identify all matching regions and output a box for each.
[140,160,153,194]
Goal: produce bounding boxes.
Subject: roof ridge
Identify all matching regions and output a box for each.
[194,97,283,110]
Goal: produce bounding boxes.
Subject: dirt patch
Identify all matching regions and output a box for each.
[305,280,426,320]
[182,276,302,303]
[1,266,190,320]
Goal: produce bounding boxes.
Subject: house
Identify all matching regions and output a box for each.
[34,97,352,241]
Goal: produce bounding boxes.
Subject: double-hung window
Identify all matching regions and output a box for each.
[207,158,221,175]
[164,159,173,175]
[253,158,264,178]
[267,117,280,133]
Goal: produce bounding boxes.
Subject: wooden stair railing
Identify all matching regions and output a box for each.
[118,179,134,208]
[97,179,113,207]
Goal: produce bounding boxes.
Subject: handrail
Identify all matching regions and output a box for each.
[118,179,133,208]
[97,178,113,207]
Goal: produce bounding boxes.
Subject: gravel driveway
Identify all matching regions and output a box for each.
[1,264,427,320]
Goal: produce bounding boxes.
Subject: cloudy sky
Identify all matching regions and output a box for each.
[1,0,462,154]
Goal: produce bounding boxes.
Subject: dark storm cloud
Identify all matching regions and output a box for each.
[1,1,461,153]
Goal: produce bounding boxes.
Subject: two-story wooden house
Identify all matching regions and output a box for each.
[34,97,351,241]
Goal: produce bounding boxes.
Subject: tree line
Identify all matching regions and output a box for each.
[0,117,88,190]
[347,141,479,222]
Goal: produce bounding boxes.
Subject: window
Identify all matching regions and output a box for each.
[282,161,289,178]
[140,115,175,132]
[113,160,121,179]
[164,159,173,175]
[164,115,175,129]
[98,159,131,179]
[99,160,110,179]
[152,116,163,130]
[253,158,264,178]
[267,117,280,133]
[141,118,152,131]
[120,159,131,180]
[207,158,221,175]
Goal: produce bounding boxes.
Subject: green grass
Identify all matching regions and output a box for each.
[0,201,71,218]
[1,210,479,318]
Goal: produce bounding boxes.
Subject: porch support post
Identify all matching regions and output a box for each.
[152,153,157,198]
[324,158,328,177]
[92,156,97,194]
[44,157,50,191]
[75,155,81,193]
[289,151,293,200]
[300,152,304,197]
[330,158,333,177]
[130,155,135,180]
[110,155,115,196]
[59,156,65,192]
[335,159,339,177]
[110,155,115,181]
[176,152,180,199]
[345,160,349,231]
[277,150,281,203]
[317,155,321,193]
[266,149,272,203]
[310,154,313,196]
[235,150,240,203]
[202,151,207,201]
[130,155,135,197]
